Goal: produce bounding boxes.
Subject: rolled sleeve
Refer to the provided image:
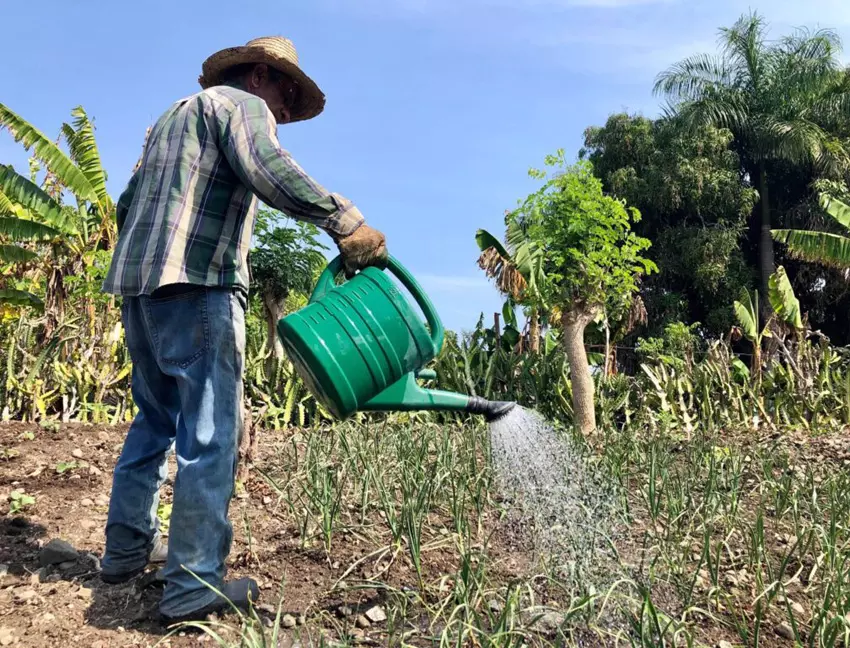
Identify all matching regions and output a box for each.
[218,98,364,238]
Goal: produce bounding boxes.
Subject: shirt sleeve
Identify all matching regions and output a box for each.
[115,169,140,234]
[217,97,364,239]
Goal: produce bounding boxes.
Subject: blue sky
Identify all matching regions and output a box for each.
[1,0,849,332]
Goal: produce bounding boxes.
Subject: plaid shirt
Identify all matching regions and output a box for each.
[102,84,364,296]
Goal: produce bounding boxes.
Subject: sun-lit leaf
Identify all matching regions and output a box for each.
[768,265,803,329]
[0,166,75,234]
[0,103,97,204]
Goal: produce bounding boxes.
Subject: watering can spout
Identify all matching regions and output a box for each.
[465,396,517,422]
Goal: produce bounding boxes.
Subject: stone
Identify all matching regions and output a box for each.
[488,599,504,613]
[776,622,794,640]
[58,561,77,571]
[364,605,387,623]
[0,628,12,647]
[281,614,297,629]
[75,586,93,600]
[337,605,353,618]
[39,539,79,566]
[717,641,733,648]
[533,611,565,635]
[95,495,109,507]
[71,449,83,459]
[29,568,46,585]
[88,465,102,476]
[257,603,276,615]
[296,614,306,625]
[355,615,371,629]
[14,588,37,602]
[81,498,94,507]
[791,601,805,615]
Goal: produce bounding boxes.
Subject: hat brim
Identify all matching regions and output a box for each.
[198,46,325,123]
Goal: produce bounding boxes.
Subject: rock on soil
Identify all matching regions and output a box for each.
[364,605,387,623]
[281,614,297,629]
[776,622,795,640]
[38,539,79,566]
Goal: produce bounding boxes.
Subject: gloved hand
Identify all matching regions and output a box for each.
[336,224,388,278]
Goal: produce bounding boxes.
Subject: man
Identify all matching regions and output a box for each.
[100,36,387,623]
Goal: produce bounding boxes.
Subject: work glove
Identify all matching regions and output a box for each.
[336,224,388,278]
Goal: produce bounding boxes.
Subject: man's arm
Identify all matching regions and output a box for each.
[217,97,364,240]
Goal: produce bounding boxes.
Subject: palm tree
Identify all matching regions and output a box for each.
[475,214,546,352]
[654,12,850,305]
[773,194,850,268]
[0,104,114,332]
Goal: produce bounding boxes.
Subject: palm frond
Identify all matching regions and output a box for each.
[0,103,97,204]
[719,12,768,87]
[758,115,829,165]
[0,165,76,235]
[62,107,112,215]
[772,228,850,268]
[676,93,751,136]
[653,54,730,102]
[0,244,38,264]
[0,289,43,310]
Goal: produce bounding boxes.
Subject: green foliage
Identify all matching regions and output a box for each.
[582,114,758,338]
[249,209,328,304]
[8,489,35,514]
[768,266,803,329]
[773,194,850,269]
[514,154,656,315]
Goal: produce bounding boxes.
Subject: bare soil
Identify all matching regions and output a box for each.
[0,422,531,648]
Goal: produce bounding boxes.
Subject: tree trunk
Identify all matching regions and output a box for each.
[263,292,285,374]
[758,164,775,314]
[529,307,540,354]
[237,399,264,484]
[561,307,599,435]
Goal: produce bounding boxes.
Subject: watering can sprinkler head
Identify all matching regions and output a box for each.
[465,396,517,422]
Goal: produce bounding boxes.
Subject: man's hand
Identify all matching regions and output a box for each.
[336,224,388,278]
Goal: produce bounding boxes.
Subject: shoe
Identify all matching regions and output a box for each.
[100,536,169,584]
[160,578,260,625]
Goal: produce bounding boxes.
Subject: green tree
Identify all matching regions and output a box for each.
[654,12,850,305]
[582,113,759,338]
[249,209,328,363]
[475,216,546,352]
[0,104,114,333]
[513,154,656,434]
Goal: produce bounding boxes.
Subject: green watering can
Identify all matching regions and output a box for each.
[277,254,515,422]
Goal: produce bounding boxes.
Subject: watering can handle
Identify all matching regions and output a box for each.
[310,254,445,355]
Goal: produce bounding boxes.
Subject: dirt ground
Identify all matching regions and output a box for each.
[0,422,534,648]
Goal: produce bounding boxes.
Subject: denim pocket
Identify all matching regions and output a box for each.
[145,287,210,368]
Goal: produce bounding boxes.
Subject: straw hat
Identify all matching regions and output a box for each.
[198,36,325,123]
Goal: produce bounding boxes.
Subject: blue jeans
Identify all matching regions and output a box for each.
[102,285,247,617]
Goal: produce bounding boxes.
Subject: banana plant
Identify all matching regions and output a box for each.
[476,215,548,353]
[733,287,771,379]
[0,103,114,329]
[772,194,850,269]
